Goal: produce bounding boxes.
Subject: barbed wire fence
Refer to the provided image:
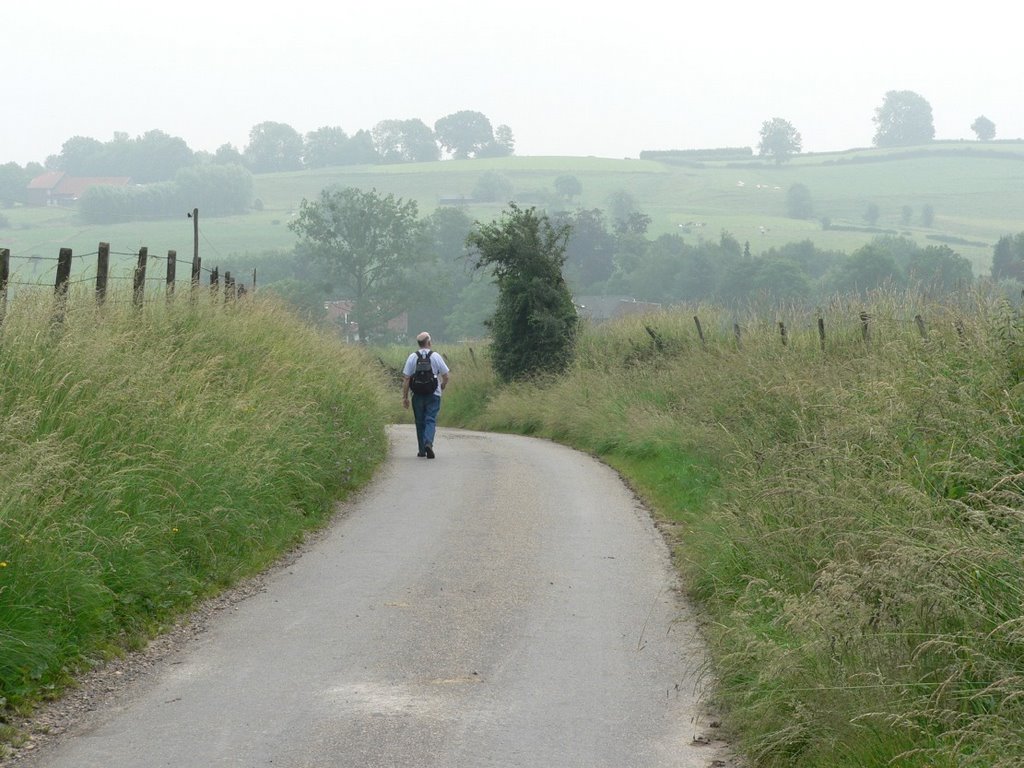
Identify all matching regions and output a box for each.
[1,237,257,327]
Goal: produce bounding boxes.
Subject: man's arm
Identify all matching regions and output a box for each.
[401,376,411,409]
[440,372,449,392]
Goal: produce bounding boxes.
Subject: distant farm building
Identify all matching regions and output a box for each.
[26,172,131,206]
[324,300,409,343]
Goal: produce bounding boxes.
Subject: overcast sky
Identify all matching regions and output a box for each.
[5,1,1023,166]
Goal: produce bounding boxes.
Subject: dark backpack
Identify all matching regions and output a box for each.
[409,350,438,395]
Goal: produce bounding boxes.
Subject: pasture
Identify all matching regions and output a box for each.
[3,142,1024,282]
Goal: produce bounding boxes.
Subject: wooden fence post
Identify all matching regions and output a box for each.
[225,271,234,302]
[693,315,706,349]
[778,320,788,347]
[166,249,176,298]
[915,314,927,339]
[733,322,742,348]
[133,247,148,307]
[817,316,826,352]
[52,248,73,325]
[860,311,870,344]
[96,242,110,305]
[644,324,665,352]
[55,248,72,297]
[252,268,257,294]
[209,267,220,298]
[0,248,9,325]
[955,318,967,344]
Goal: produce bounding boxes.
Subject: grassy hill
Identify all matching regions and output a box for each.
[3,141,1024,281]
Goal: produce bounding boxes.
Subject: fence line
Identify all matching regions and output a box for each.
[678,306,977,356]
[0,242,254,324]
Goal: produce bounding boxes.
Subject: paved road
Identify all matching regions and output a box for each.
[22,426,728,767]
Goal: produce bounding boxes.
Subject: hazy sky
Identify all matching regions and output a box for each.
[6,1,1023,165]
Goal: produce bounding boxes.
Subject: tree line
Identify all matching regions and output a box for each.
[218,182,1024,346]
[758,91,999,164]
[0,110,514,209]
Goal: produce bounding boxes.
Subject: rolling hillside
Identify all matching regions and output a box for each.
[3,141,1024,279]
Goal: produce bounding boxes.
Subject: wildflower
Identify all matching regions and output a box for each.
[0,562,7,568]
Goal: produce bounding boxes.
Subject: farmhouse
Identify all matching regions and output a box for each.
[26,171,131,206]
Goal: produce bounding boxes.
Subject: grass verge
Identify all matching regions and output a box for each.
[0,288,389,745]
[427,290,1024,767]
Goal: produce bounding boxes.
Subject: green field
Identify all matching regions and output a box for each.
[3,141,1024,282]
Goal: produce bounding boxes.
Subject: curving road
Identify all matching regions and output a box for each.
[20,426,730,767]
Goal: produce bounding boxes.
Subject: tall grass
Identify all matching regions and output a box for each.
[448,290,1024,766]
[0,288,388,722]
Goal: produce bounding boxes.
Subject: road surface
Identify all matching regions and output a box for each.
[19,426,730,767]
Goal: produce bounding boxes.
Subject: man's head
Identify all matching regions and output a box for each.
[416,331,431,348]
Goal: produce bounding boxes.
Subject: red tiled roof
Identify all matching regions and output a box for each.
[27,171,65,190]
[54,176,131,197]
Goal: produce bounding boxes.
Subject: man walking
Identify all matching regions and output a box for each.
[402,331,450,458]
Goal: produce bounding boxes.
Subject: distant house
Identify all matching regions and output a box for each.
[574,295,662,322]
[437,194,473,206]
[324,299,408,343]
[26,171,131,206]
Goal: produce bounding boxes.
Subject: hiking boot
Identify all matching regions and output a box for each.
[424,442,435,459]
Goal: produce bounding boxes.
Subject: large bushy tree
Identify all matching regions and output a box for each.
[873,90,935,147]
[971,115,996,141]
[466,204,578,380]
[758,117,802,163]
[786,183,814,219]
[434,110,494,159]
[244,121,304,172]
[289,187,423,342]
[304,126,381,167]
[372,119,439,163]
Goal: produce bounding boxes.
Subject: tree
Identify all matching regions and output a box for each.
[906,245,973,292]
[494,125,516,156]
[173,163,253,215]
[244,121,303,172]
[466,203,578,380]
[0,162,29,207]
[371,119,439,163]
[752,258,811,302]
[434,110,494,159]
[921,204,935,227]
[304,126,351,168]
[758,117,802,163]
[556,208,615,289]
[473,170,513,202]
[130,129,194,183]
[827,244,903,294]
[346,130,381,164]
[971,115,996,141]
[407,206,476,338]
[786,183,814,219]
[554,174,582,202]
[209,145,240,167]
[991,233,1024,282]
[289,187,424,342]
[51,136,105,174]
[873,90,935,147]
